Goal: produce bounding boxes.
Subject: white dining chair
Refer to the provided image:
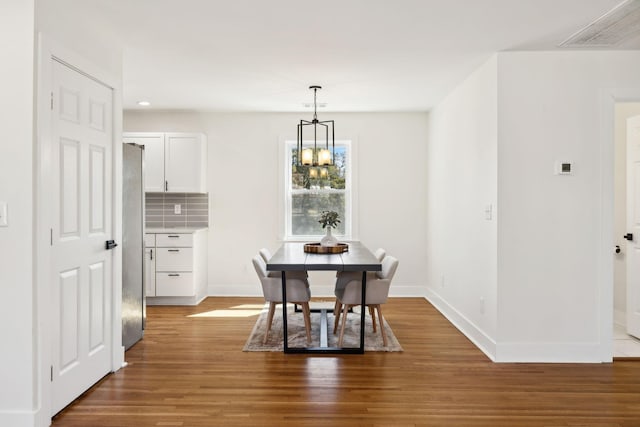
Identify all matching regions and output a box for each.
[252,254,312,345]
[333,255,398,347]
[333,248,386,324]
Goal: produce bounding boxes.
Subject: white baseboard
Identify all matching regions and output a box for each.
[425,288,608,363]
[614,309,626,327]
[146,295,207,306]
[424,288,496,361]
[0,410,39,427]
[495,342,602,363]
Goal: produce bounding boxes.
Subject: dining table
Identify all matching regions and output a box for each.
[266,241,382,354]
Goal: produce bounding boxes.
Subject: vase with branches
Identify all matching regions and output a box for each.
[319,210,340,247]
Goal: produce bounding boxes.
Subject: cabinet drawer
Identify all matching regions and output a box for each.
[145,233,156,248]
[156,247,193,271]
[156,272,194,296]
[156,233,193,247]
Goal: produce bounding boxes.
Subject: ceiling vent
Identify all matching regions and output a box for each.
[559,0,640,47]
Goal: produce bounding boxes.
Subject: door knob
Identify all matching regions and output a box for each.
[105,240,118,250]
[624,233,633,241]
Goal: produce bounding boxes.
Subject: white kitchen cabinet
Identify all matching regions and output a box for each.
[123,132,207,193]
[145,247,156,297]
[146,228,208,305]
[156,247,194,272]
[164,134,206,193]
[123,133,165,192]
[145,233,156,297]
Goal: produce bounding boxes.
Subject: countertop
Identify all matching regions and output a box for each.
[145,227,208,234]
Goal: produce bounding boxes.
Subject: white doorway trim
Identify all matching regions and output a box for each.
[35,33,123,424]
[599,88,640,363]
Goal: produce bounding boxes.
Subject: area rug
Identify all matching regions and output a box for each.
[243,303,403,352]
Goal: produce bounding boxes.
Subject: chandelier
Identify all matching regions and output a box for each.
[297,85,335,167]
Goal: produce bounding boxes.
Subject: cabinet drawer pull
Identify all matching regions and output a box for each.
[168,273,180,277]
[150,249,153,260]
[168,235,180,238]
[168,249,180,252]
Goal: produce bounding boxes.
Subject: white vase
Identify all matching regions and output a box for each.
[320,226,338,247]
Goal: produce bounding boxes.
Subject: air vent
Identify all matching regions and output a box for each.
[559,0,640,47]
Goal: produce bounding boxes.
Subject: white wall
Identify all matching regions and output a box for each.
[124,112,428,297]
[35,0,123,77]
[613,103,640,326]
[496,51,640,362]
[0,1,36,426]
[425,56,499,358]
[426,51,640,362]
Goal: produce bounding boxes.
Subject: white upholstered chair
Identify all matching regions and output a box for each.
[333,255,399,347]
[333,248,386,322]
[252,254,312,344]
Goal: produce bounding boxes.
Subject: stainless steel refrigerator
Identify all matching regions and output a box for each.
[122,143,145,350]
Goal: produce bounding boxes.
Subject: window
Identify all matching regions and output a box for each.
[284,141,352,240]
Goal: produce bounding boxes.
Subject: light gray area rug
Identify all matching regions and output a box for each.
[243,303,403,352]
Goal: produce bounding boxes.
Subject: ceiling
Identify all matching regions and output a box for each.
[60,0,640,112]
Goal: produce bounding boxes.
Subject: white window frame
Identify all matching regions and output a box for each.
[283,139,355,242]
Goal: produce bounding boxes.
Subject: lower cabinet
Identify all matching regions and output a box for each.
[156,272,194,296]
[145,233,156,297]
[145,247,156,297]
[144,229,207,305]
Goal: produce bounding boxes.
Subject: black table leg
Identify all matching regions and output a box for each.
[360,270,367,352]
[281,271,288,353]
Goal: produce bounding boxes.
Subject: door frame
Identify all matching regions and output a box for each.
[599,88,640,363]
[35,33,123,423]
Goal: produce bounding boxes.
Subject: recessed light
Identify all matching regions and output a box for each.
[137,100,151,106]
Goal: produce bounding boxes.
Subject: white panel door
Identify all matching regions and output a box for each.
[122,133,165,192]
[626,115,640,339]
[51,60,113,414]
[165,133,205,192]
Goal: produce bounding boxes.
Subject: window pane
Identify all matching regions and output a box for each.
[291,192,346,236]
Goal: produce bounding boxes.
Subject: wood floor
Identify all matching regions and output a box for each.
[52,297,640,427]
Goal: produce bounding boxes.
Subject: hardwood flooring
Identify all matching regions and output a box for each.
[52,297,640,427]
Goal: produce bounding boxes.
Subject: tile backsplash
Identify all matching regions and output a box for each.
[146,193,209,228]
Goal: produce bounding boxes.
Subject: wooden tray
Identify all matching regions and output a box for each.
[304,242,349,254]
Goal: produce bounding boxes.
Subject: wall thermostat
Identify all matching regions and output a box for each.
[555,161,573,175]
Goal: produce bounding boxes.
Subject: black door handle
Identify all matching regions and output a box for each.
[105,240,118,250]
[624,233,633,241]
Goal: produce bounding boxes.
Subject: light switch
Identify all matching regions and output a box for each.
[0,202,7,226]
[174,204,181,215]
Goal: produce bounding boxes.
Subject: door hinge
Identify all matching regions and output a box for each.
[50,92,53,110]
[50,365,53,382]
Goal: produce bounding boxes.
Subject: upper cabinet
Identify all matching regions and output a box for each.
[123,132,207,193]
